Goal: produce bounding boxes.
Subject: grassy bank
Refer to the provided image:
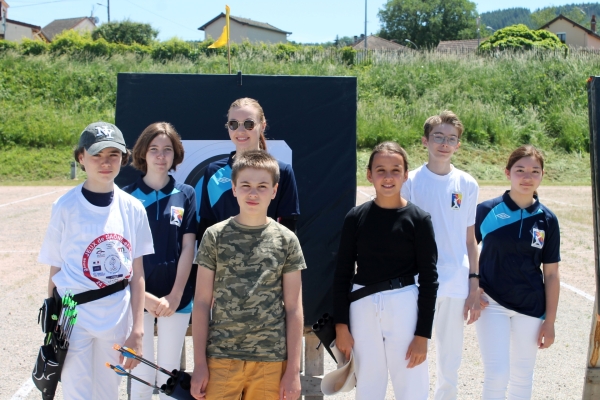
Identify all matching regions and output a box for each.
[357,144,590,186]
[0,49,597,152]
[0,145,589,186]
[0,46,597,183]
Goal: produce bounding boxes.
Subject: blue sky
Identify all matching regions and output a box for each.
[5,0,587,43]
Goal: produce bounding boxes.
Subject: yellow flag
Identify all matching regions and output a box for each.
[208,5,230,48]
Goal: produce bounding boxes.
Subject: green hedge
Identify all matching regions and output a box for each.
[480,24,568,51]
[0,31,344,62]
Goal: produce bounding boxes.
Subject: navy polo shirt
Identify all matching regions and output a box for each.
[123,176,198,311]
[199,152,300,223]
[475,191,560,318]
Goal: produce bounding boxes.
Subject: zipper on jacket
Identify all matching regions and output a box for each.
[519,209,524,238]
[156,191,159,220]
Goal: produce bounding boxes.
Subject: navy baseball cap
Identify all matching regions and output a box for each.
[78,122,126,155]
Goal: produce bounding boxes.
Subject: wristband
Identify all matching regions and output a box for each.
[468,273,480,279]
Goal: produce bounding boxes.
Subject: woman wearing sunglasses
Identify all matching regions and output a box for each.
[196,97,300,241]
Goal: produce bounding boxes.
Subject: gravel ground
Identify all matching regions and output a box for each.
[0,185,595,399]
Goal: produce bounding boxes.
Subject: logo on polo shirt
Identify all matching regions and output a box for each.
[451,192,462,210]
[496,213,510,219]
[531,228,545,249]
[170,206,184,226]
[218,177,231,183]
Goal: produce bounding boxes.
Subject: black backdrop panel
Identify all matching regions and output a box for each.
[587,77,600,309]
[115,73,357,323]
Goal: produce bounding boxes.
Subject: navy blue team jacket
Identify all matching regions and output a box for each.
[123,176,198,311]
[475,191,560,318]
[199,152,300,223]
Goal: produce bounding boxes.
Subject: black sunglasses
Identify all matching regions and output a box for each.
[226,120,256,131]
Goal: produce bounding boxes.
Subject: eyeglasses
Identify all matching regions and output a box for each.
[431,134,459,146]
[226,120,256,131]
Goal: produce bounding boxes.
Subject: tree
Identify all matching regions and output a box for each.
[480,7,533,30]
[479,24,567,51]
[531,6,588,29]
[337,36,355,47]
[378,0,478,48]
[531,7,559,28]
[92,20,158,46]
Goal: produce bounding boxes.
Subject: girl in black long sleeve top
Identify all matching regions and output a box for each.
[333,142,438,400]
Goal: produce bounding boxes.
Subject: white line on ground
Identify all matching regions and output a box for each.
[0,189,68,208]
[10,379,34,400]
[561,281,595,302]
[0,251,37,253]
[357,189,373,199]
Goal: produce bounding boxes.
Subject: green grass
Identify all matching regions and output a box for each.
[0,145,588,186]
[0,146,86,182]
[0,49,597,152]
[356,144,591,186]
[0,47,597,183]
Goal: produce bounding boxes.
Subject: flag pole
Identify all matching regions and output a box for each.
[227,5,231,74]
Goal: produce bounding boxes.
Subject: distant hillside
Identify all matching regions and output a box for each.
[481,3,600,31]
[480,8,532,30]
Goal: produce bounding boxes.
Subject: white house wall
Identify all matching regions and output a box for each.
[544,19,600,49]
[73,19,95,35]
[204,18,287,44]
[5,22,35,42]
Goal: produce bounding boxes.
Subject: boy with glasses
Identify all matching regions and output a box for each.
[401,110,481,400]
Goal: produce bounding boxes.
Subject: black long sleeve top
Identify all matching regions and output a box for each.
[333,200,439,338]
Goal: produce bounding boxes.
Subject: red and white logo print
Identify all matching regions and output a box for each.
[82,233,132,288]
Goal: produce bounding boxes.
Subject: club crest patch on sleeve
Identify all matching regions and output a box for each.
[451,192,462,210]
[170,206,184,226]
[531,228,545,249]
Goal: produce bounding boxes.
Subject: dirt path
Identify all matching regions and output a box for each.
[0,186,595,399]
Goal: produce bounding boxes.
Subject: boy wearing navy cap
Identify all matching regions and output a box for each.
[39,121,154,399]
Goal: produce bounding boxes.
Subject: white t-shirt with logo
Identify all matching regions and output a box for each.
[38,184,154,332]
[402,164,479,299]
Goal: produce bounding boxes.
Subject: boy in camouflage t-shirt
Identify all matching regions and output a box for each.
[191,150,306,400]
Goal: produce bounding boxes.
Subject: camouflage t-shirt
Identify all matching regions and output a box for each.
[195,217,307,361]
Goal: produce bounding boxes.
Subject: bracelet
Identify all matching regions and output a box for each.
[468,273,480,279]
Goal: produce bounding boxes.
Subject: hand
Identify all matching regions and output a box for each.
[405,335,428,368]
[464,289,482,324]
[479,288,489,310]
[120,331,143,370]
[279,370,301,400]
[538,320,555,349]
[145,294,160,318]
[155,292,182,318]
[190,362,209,399]
[334,324,354,361]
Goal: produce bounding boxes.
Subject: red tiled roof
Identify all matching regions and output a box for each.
[437,39,484,51]
[351,35,412,50]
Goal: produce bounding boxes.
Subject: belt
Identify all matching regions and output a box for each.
[348,276,416,303]
[54,280,129,305]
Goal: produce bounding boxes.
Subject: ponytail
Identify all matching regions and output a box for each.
[259,132,267,151]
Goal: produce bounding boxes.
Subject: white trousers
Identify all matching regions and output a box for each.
[130,311,190,399]
[350,284,428,400]
[433,296,466,400]
[476,297,542,400]
[61,315,130,400]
